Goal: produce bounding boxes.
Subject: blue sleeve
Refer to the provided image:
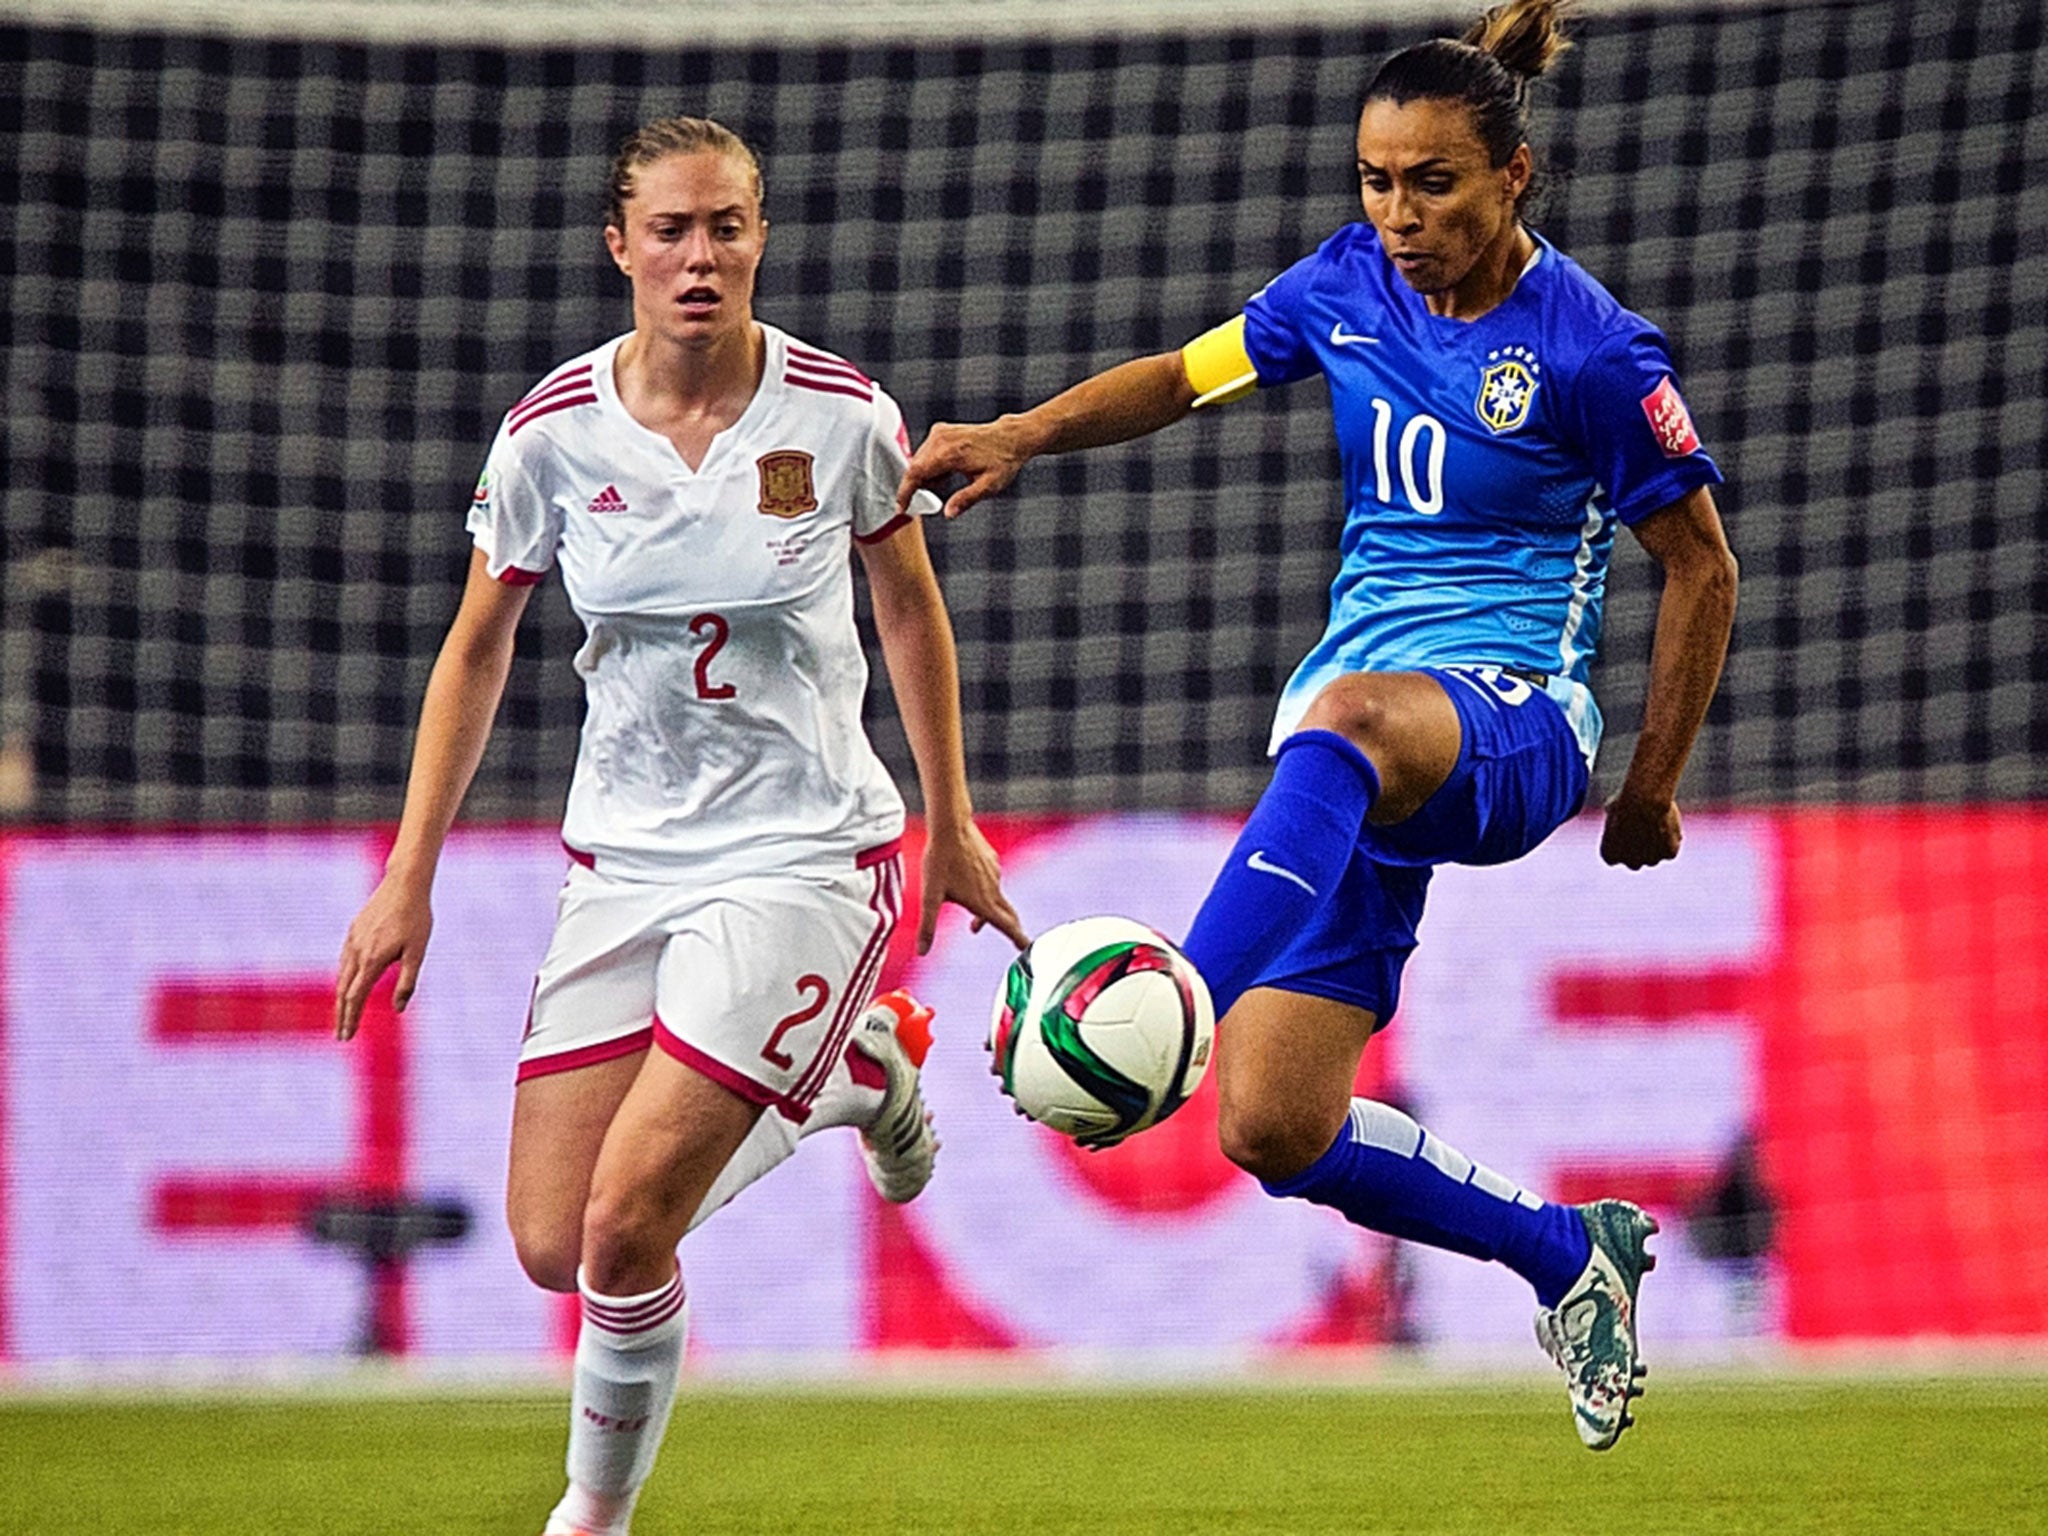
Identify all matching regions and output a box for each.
[1240,248,1326,388]
[1566,330,1724,525]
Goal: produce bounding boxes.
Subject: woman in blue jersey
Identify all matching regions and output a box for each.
[899,0,1737,1450]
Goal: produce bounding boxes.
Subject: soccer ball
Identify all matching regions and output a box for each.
[987,916,1215,1148]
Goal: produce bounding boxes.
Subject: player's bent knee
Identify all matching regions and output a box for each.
[1299,675,1394,754]
[1217,1101,1338,1186]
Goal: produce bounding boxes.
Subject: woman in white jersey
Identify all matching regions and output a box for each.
[332,117,1025,1536]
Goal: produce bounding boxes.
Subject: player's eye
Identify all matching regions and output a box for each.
[1420,178,1454,196]
[1360,172,1391,193]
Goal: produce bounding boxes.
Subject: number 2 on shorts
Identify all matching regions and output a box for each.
[761,974,831,1070]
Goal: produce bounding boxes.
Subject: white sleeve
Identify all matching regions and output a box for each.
[464,431,563,585]
[853,388,940,544]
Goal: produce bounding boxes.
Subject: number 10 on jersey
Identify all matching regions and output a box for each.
[1368,398,1446,516]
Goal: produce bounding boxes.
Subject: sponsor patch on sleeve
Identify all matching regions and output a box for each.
[1641,376,1702,458]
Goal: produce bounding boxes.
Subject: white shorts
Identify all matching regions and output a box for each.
[516,840,904,1125]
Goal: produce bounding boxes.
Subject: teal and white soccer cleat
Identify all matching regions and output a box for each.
[850,989,940,1204]
[1534,1199,1658,1451]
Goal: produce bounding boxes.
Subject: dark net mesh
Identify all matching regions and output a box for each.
[3,1,2043,823]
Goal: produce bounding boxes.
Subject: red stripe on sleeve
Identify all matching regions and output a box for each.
[508,393,598,435]
[786,376,873,404]
[516,363,593,407]
[786,346,871,385]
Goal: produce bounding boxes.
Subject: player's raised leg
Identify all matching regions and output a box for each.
[546,1051,762,1536]
[1182,672,1458,1020]
[684,987,939,1231]
[662,855,937,1233]
[1196,671,1594,1297]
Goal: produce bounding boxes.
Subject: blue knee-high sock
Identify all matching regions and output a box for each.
[1266,1099,1592,1307]
[1182,729,1380,1019]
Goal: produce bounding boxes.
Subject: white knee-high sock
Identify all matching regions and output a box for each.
[551,1267,688,1535]
[685,1044,886,1234]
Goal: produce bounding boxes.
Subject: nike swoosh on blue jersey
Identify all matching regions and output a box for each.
[1328,322,1381,346]
[1247,850,1317,896]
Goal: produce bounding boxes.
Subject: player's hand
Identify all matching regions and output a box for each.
[1600,790,1682,870]
[897,418,1035,520]
[918,820,1027,955]
[333,872,434,1040]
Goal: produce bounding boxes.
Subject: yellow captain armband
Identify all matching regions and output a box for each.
[1180,315,1259,409]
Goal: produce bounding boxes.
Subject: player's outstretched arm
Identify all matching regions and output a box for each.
[858,520,1027,955]
[1601,486,1739,870]
[335,548,531,1038]
[897,351,1198,520]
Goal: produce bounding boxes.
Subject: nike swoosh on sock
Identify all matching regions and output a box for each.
[1246,849,1317,896]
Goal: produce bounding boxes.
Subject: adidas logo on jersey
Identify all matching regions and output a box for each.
[587,484,629,514]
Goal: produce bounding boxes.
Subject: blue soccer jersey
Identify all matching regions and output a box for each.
[1196,222,1722,761]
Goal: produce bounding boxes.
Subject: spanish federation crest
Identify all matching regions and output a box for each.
[755,450,818,518]
[1476,345,1541,435]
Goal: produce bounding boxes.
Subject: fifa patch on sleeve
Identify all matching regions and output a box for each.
[1641,376,1702,458]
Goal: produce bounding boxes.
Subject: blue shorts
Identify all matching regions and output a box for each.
[1247,666,1591,1026]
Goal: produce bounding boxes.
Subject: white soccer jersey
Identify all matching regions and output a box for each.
[466,324,938,885]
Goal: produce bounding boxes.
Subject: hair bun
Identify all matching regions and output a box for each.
[1461,0,1575,83]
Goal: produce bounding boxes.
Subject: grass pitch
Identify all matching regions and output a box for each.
[4,1375,2044,1534]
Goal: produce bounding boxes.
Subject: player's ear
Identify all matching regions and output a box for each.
[1503,142,1533,205]
[604,223,631,275]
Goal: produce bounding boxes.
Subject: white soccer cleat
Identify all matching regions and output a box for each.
[1534,1199,1659,1451]
[850,989,939,1204]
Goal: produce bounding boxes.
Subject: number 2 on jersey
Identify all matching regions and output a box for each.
[689,612,737,700]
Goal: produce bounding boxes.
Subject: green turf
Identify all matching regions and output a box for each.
[4,1377,2045,1534]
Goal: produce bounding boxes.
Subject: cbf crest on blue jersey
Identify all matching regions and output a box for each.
[1476,344,1541,434]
